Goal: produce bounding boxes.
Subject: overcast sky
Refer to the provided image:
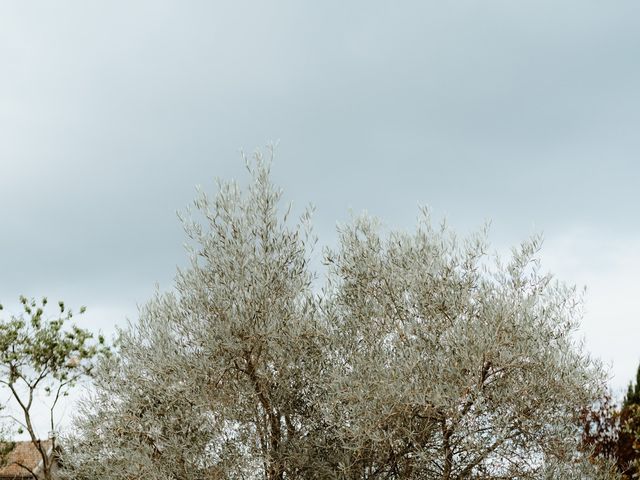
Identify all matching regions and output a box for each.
[1,1,639,426]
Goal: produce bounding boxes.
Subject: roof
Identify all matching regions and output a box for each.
[0,440,53,479]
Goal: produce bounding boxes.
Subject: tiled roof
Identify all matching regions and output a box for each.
[0,440,52,479]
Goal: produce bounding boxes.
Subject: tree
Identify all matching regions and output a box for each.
[581,392,620,462]
[624,364,640,409]
[612,366,640,479]
[319,214,614,479]
[0,296,109,480]
[581,363,640,479]
[62,150,619,479]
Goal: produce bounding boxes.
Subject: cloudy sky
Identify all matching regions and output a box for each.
[1,1,639,425]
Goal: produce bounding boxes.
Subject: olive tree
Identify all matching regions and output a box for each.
[320,215,611,478]
[63,152,326,480]
[62,151,619,479]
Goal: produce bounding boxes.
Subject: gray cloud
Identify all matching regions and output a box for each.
[1,1,639,390]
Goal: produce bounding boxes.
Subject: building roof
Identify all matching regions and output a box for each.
[0,440,53,479]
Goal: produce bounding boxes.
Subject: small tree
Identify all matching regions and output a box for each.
[582,363,640,479]
[617,363,640,477]
[0,296,108,480]
[581,392,620,461]
[624,365,640,408]
[62,150,619,479]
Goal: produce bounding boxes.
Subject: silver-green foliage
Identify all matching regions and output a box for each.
[62,152,620,480]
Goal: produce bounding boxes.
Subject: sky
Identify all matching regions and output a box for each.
[1,1,640,433]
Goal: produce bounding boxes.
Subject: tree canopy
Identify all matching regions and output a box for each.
[62,151,619,480]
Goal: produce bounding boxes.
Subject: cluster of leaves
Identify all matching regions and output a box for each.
[582,365,640,478]
[0,297,106,383]
[61,152,619,480]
